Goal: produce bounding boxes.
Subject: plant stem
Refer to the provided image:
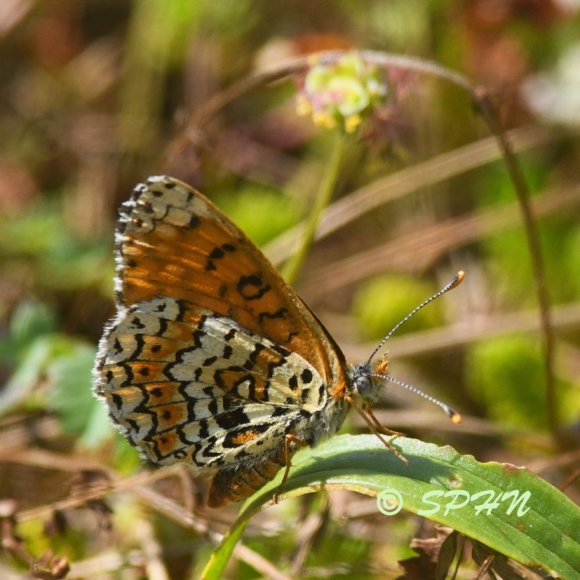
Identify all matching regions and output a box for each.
[282,131,347,284]
[475,89,557,436]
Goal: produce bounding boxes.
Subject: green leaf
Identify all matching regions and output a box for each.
[0,330,110,450]
[0,300,57,367]
[0,334,77,413]
[46,345,111,447]
[9,299,57,346]
[201,435,580,579]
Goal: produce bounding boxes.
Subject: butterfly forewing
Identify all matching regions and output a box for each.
[115,176,345,384]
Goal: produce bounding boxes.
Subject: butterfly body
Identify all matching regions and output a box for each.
[93,176,378,506]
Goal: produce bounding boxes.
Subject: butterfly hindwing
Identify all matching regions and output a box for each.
[95,296,329,467]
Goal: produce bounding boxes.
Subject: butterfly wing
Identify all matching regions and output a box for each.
[94,176,349,504]
[95,295,332,463]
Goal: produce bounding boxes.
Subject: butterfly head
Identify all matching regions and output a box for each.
[349,361,384,406]
[349,354,461,422]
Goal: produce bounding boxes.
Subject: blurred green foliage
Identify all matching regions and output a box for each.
[467,336,548,430]
[0,199,110,295]
[353,275,444,341]
[46,346,105,446]
[0,300,109,447]
[467,336,580,429]
[214,185,302,247]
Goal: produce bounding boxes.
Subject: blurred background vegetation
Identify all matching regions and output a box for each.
[0,0,579,578]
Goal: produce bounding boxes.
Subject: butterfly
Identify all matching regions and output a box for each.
[93,175,461,507]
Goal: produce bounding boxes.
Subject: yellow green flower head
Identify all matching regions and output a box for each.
[297,53,388,133]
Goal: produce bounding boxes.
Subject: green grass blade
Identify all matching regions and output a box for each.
[201,434,580,578]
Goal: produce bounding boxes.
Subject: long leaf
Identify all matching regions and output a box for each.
[201,434,580,579]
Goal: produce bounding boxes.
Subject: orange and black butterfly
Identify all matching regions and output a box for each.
[93,176,461,507]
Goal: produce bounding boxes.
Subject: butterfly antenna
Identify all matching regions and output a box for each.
[366,271,465,365]
[370,373,462,423]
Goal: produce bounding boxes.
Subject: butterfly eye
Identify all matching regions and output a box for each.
[353,365,373,396]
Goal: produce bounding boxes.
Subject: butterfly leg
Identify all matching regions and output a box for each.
[363,403,406,438]
[272,433,307,504]
[346,396,408,464]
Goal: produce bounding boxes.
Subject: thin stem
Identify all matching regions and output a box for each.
[474,89,557,436]
[187,50,473,130]
[282,132,346,284]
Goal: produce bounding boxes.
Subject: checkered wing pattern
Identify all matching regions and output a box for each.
[93,176,349,506]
